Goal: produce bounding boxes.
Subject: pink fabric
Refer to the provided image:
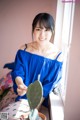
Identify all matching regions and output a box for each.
[0,72,30,120]
[0,88,17,110]
[0,72,13,91]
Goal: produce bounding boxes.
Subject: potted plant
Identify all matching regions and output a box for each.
[23,79,46,120]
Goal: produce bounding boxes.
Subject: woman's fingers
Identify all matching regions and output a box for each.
[17,84,27,96]
[17,88,27,96]
[18,84,27,90]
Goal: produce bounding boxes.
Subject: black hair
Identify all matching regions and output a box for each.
[32,13,55,42]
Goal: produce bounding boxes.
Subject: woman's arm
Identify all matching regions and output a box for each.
[11,49,27,95]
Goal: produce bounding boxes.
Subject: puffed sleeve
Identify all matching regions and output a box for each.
[11,50,25,93]
[42,61,63,98]
[11,50,25,81]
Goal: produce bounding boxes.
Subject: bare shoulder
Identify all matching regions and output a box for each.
[19,42,33,51]
[56,48,63,62]
[19,44,26,50]
[50,43,63,62]
[57,51,63,62]
[26,42,36,52]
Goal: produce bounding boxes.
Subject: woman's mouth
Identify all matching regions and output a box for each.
[39,38,46,41]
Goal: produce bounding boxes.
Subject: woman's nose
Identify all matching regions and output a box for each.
[40,30,45,37]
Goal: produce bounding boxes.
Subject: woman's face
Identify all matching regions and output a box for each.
[33,23,52,45]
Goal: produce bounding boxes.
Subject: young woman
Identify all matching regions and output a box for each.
[11,12,63,104]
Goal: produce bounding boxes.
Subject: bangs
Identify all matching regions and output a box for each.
[38,19,52,30]
[32,13,55,33]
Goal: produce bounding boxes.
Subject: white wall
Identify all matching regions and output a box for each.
[64,3,80,120]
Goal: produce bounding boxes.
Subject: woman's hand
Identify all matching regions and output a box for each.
[15,76,28,96]
[17,83,28,96]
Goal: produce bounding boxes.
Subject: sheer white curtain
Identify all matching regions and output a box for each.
[54,0,75,103]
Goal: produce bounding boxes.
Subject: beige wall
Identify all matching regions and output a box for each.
[64,3,80,120]
[0,0,57,77]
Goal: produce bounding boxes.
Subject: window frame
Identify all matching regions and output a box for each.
[49,0,75,120]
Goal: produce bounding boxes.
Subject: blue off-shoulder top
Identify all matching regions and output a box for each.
[11,49,63,102]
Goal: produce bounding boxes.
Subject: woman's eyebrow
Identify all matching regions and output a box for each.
[36,27,40,28]
[36,26,45,29]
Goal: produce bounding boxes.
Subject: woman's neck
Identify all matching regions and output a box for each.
[35,41,51,51]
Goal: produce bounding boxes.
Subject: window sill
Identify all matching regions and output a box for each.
[49,92,64,120]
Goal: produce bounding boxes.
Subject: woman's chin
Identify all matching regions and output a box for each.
[39,39,46,43]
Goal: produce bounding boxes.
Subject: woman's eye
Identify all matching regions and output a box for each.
[45,29,48,31]
[36,28,41,31]
[45,29,50,31]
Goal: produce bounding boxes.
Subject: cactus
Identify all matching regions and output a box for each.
[26,79,43,120]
